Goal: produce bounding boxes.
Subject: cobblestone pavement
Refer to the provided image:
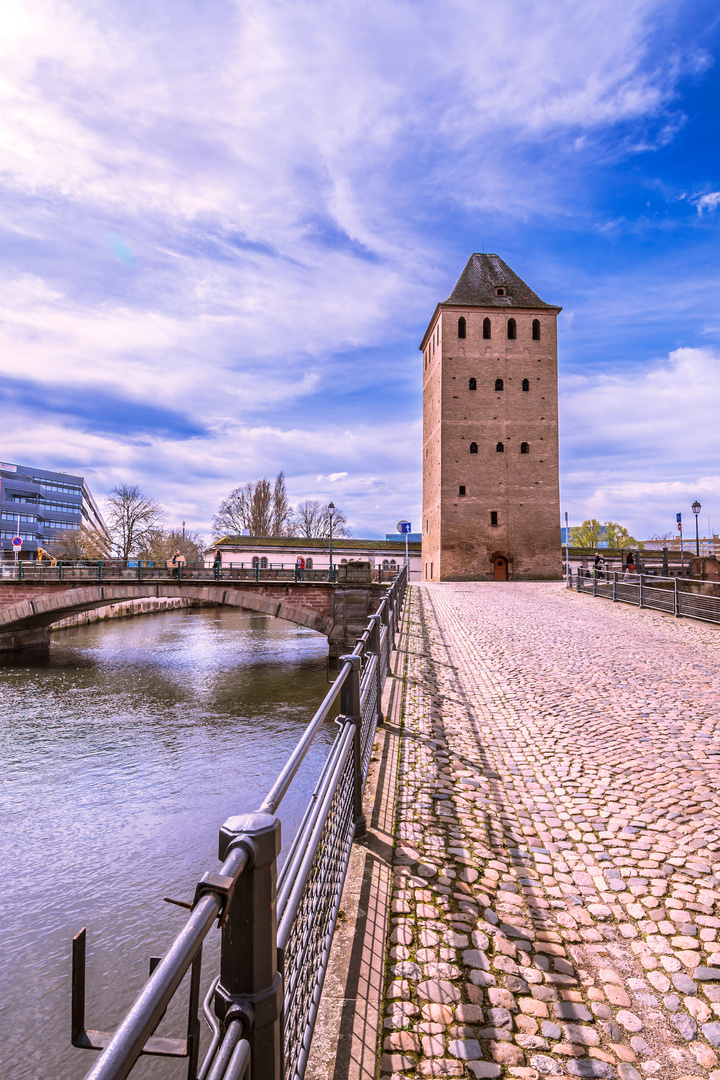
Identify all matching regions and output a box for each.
[381,583,720,1080]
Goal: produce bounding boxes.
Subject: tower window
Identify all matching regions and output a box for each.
[507,318,516,340]
[490,511,499,526]
[469,377,476,390]
[521,442,529,454]
[494,378,504,391]
[522,378,529,391]
[458,316,466,339]
[496,442,504,453]
[483,317,491,339]
[469,442,478,454]
[459,485,466,496]
[532,319,540,341]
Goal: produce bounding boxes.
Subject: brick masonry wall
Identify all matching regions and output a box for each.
[422,306,563,581]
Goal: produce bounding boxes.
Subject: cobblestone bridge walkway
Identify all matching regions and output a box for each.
[382,583,720,1080]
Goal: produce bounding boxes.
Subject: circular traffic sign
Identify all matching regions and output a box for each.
[11,536,22,548]
[397,520,410,533]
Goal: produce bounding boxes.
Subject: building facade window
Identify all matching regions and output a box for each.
[483,317,491,339]
[496,442,504,453]
[469,377,476,390]
[521,442,529,454]
[507,318,516,340]
[495,378,504,391]
[490,511,499,526]
[305,557,313,569]
[470,442,478,454]
[252,557,259,568]
[532,319,541,340]
[458,485,466,496]
[522,378,529,391]
[458,316,466,338]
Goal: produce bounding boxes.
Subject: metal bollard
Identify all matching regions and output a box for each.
[639,573,644,608]
[369,614,383,724]
[339,655,365,837]
[576,568,581,593]
[216,812,283,1080]
[674,576,680,618]
[612,571,617,602]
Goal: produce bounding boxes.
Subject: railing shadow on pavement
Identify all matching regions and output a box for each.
[569,567,720,626]
[69,565,408,1080]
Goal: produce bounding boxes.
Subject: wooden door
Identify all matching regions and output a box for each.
[493,557,508,581]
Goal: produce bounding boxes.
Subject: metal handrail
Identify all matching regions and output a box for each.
[73,564,408,1080]
[570,568,720,627]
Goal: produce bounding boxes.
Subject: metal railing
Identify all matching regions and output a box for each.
[71,565,408,1080]
[0,560,403,585]
[570,568,720,626]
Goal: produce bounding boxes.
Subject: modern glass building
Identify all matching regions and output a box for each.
[0,459,110,559]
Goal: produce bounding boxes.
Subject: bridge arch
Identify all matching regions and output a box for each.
[0,583,335,650]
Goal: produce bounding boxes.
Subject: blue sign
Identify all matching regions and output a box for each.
[676,512,682,532]
[400,522,412,533]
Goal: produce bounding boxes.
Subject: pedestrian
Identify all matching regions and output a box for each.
[296,556,305,580]
[171,549,184,580]
[213,549,222,579]
[594,551,605,580]
[624,550,636,580]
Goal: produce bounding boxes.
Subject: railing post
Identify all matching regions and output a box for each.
[340,655,365,837]
[369,614,383,723]
[576,568,580,593]
[674,576,680,618]
[58,561,63,581]
[612,571,617,602]
[215,812,283,1080]
[638,573,644,608]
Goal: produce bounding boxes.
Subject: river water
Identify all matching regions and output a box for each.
[0,607,335,1080]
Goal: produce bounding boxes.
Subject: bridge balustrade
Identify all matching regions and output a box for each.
[571,568,720,625]
[0,560,404,585]
[70,566,408,1080]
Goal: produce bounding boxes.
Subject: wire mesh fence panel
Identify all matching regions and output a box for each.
[360,653,379,782]
[280,746,355,1080]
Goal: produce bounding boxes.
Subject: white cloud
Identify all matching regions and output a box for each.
[694,192,720,215]
[561,347,720,537]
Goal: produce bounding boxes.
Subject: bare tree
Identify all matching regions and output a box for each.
[47,525,111,561]
[136,526,205,564]
[272,471,292,537]
[290,500,351,539]
[213,473,289,538]
[105,484,164,559]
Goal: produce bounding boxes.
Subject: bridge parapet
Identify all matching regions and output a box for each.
[0,577,390,655]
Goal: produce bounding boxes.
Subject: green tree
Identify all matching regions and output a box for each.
[603,521,643,550]
[570,518,643,549]
[569,518,604,548]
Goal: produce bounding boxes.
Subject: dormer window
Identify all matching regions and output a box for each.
[495,287,505,297]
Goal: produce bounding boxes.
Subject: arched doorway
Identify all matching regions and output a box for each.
[493,556,508,581]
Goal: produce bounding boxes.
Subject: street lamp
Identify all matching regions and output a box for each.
[692,500,702,558]
[328,502,335,576]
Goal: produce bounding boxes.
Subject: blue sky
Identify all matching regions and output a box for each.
[1,0,720,541]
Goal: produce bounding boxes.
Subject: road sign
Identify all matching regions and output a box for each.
[676,512,682,532]
[397,521,411,533]
[11,536,22,548]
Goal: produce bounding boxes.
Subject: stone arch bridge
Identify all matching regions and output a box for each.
[0,578,389,656]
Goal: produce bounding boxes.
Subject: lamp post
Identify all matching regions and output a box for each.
[328,501,335,576]
[692,500,702,558]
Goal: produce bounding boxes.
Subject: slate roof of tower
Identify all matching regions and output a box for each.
[444,253,555,308]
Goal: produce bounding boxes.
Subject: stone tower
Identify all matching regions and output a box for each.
[421,253,562,581]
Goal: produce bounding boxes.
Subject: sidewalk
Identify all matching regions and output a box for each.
[379,582,720,1080]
